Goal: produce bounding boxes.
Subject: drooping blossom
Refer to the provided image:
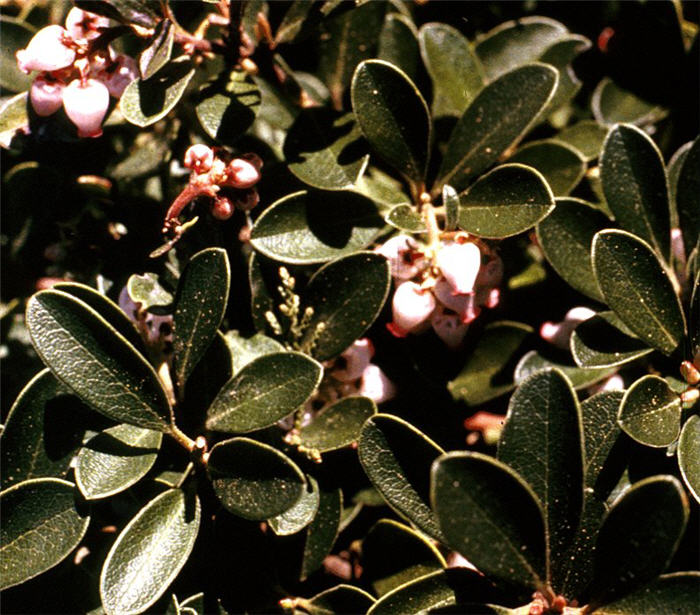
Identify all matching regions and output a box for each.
[16,25,75,74]
[62,78,110,138]
[29,76,65,116]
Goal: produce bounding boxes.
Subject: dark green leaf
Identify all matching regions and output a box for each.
[140,20,174,80]
[557,120,608,161]
[250,190,384,264]
[678,415,700,504]
[362,519,445,596]
[299,396,377,453]
[224,331,285,375]
[26,290,172,432]
[207,437,305,520]
[0,478,90,590]
[515,351,616,390]
[100,488,201,615]
[0,17,33,93]
[274,0,315,44]
[592,230,686,355]
[305,584,375,615]
[248,251,278,334]
[385,204,425,232]
[353,166,411,208]
[378,14,420,85]
[284,109,369,191]
[618,375,682,447]
[301,252,390,361]
[457,164,555,238]
[448,321,532,405]
[690,270,700,357]
[508,139,586,195]
[121,57,195,127]
[595,572,700,615]
[75,423,162,500]
[301,487,342,580]
[431,452,546,590]
[443,184,459,232]
[592,78,667,126]
[571,311,654,368]
[418,22,484,118]
[438,64,558,193]
[581,391,626,490]
[600,124,671,261]
[667,141,692,229]
[539,34,591,113]
[675,137,700,258]
[195,69,260,143]
[127,272,173,312]
[75,0,159,27]
[0,92,29,149]
[588,475,688,608]
[173,248,230,394]
[269,475,320,536]
[351,59,430,183]
[359,414,445,540]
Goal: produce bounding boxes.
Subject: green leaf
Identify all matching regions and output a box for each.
[299,396,377,453]
[378,14,420,85]
[75,423,162,500]
[443,184,459,232]
[667,141,692,230]
[592,230,686,355]
[515,351,616,390]
[571,311,654,368]
[0,17,34,93]
[195,69,260,143]
[207,437,305,520]
[385,204,425,232]
[206,352,321,433]
[0,92,29,149]
[448,321,532,405]
[0,478,90,591]
[284,109,369,191]
[457,164,555,238]
[690,270,700,358]
[508,139,586,196]
[127,272,174,312]
[301,252,390,361]
[600,124,671,262]
[595,572,700,615]
[431,451,546,590]
[26,290,172,432]
[675,136,700,258]
[536,198,609,301]
[1,370,85,489]
[581,391,626,491]
[588,475,688,608]
[300,486,342,580]
[538,34,590,113]
[618,375,682,447]
[678,415,700,504]
[557,120,608,161]
[250,190,384,264]
[362,519,445,596]
[438,64,558,193]
[173,248,230,394]
[269,475,320,536]
[304,584,375,615]
[351,59,431,183]
[359,414,445,540]
[140,19,174,80]
[121,57,195,127]
[75,0,159,27]
[100,488,201,615]
[274,0,315,44]
[224,331,285,375]
[418,22,485,118]
[591,78,667,126]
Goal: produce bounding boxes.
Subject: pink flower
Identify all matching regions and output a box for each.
[62,78,110,138]
[389,281,435,336]
[359,364,396,403]
[184,144,215,174]
[431,305,470,349]
[99,54,137,98]
[375,234,424,281]
[333,339,374,383]
[437,240,482,294]
[226,158,261,188]
[65,8,110,41]
[234,188,260,212]
[433,278,479,324]
[30,75,64,116]
[16,25,75,74]
[540,306,596,349]
[211,195,235,220]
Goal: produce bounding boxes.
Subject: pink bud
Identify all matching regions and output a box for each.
[431,305,469,349]
[211,195,235,220]
[62,78,110,138]
[30,76,64,116]
[389,281,435,336]
[539,306,595,349]
[16,25,75,74]
[333,338,374,383]
[359,364,396,403]
[184,144,214,173]
[65,8,110,41]
[241,152,263,171]
[234,188,260,212]
[437,241,482,294]
[100,54,137,98]
[375,234,424,281]
[226,158,261,188]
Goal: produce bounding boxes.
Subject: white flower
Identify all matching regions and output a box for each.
[184,144,215,173]
[359,364,396,403]
[540,306,596,349]
[65,8,110,41]
[100,54,137,98]
[437,240,482,294]
[30,76,64,117]
[16,25,75,74]
[333,338,374,383]
[226,158,261,188]
[375,234,424,281]
[389,281,436,336]
[62,78,110,138]
[431,305,470,349]
[433,278,479,324]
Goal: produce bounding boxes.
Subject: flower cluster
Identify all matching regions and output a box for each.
[16,8,137,137]
[377,233,503,348]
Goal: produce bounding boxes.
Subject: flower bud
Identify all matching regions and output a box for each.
[184,144,214,173]
[241,152,263,171]
[681,360,700,386]
[16,25,76,74]
[437,240,482,294]
[211,195,235,220]
[359,364,396,404]
[100,54,137,98]
[540,306,595,349]
[235,188,260,212]
[62,78,110,138]
[65,8,110,41]
[333,338,374,383]
[30,76,64,116]
[388,281,435,336]
[431,305,469,348]
[375,234,424,281]
[226,158,261,188]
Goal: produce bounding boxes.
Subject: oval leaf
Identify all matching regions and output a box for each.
[595,572,700,615]
[300,486,343,580]
[100,488,201,615]
[378,13,420,83]
[557,120,608,161]
[508,139,586,196]
[306,584,375,615]
[26,290,172,432]
[0,478,90,590]
[678,415,700,504]
[676,136,700,258]
[385,204,426,232]
[515,351,616,390]
[592,78,667,127]
[206,352,322,433]
[457,164,555,238]
[300,396,377,453]
[592,230,686,355]
[269,475,320,536]
[207,437,305,520]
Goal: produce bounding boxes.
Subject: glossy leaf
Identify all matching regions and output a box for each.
[75,0,159,27]
[75,423,162,500]
[305,584,375,615]
[675,136,700,258]
[300,486,342,580]
[301,252,390,361]
[678,416,700,504]
[269,476,320,536]
[121,57,195,127]
[207,437,305,520]
[206,352,322,433]
[173,248,230,394]
[418,22,484,118]
[0,18,33,93]
[448,321,532,405]
[438,64,558,193]
[595,572,700,615]
[351,59,430,183]
[378,14,420,84]
[600,124,671,261]
[508,139,586,195]
[515,351,616,390]
[100,488,201,615]
[592,78,667,126]
[250,190,384,264]
[618,375,682,447]
[457,164,555,238]
[0,478,90,591]
[359,414,445,540]
[299,396,377,453]
[557,120,608,161]
[26,290,172,432]
[431,452,546,590]
[140,19,174,80]
[385,204,425,232]
[592,230,686,356]
[225,331,285,375]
